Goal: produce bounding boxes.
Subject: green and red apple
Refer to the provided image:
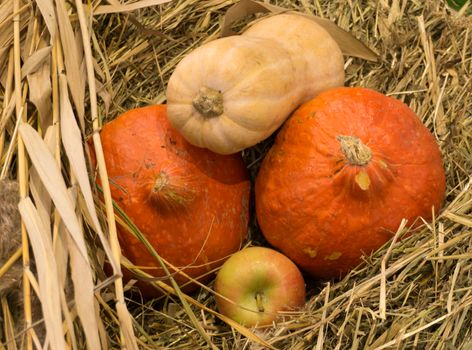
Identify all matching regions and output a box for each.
[214,246,306,327]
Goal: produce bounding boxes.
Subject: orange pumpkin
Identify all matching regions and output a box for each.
[94,105,250,297]
[255,87,446,279]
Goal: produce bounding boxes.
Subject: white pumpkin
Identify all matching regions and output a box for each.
[166,35,301,155]
[166,14,345,154]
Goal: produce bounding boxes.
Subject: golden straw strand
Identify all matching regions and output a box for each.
[73,1,139,349]
[13,0,32,348]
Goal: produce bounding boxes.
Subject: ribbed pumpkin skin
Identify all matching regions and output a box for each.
[97,105,250,296]
[255,87,446,279]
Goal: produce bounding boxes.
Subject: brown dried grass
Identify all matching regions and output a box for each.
[0,0,471,349]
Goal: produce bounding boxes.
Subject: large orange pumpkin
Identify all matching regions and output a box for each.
[94,105,250,297]
[255,87,446,279]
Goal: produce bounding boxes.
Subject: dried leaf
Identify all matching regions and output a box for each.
[18,122,89,260]
[26,45,53,130]
[220,0,279,37]
[29,164,52,232]
[27,65,53,131]
[18,197,66,350]
[55,0,85,127]
[307,16,378,62]
[55,219,70,287]
[19,123,103,349]
[35,0,57,38]
[21,46,51,78]
[59,289,79,350]
[94,0,172,15]
[65,187,102,350]
[221,0,378,62]
[59,72,119,273]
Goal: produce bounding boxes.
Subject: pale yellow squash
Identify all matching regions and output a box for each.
[167,35,300,155]
[166,14,345,154]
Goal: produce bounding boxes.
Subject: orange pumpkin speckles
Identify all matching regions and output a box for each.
[95,105,250,297]
[255,87,446,280]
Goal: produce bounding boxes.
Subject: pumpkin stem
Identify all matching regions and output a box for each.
[337,135,372,166]
[337,136,372,191]
[150,170,194,208]
[192,86,224,118]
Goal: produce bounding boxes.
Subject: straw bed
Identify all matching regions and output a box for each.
[0,0,471,349]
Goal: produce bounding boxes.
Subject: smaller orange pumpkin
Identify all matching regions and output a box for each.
[93,105,250,297]
[255,87,446,279]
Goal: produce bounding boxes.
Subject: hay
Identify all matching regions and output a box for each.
[0,0,471,349]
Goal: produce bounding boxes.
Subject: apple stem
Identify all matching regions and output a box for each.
[255,292,265,312]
